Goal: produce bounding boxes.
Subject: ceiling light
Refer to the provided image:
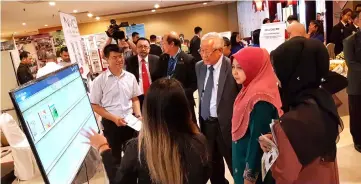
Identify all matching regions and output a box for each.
[87,13,93,17]
[151,9,156,12]
[22,22,26,26]
[154,4,160,8]
[95,17,100,20]
[203,2,207,5]
[49,2,56,6]
[73,10,78,13]
[45,24,48,27]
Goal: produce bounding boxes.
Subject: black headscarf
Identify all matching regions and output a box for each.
[271,36,343,166]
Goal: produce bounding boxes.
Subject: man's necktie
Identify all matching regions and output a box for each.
[201,66,214,120]
[167,57,176,77]
[141,59,150,94]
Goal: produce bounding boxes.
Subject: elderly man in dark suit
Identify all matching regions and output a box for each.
[126,37,159,107]
[154,31,198,123]
[343,11,361,153]
[196,32,239,184]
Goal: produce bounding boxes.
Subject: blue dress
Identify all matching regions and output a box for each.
[231,44,244,56]
[310,33,324,43]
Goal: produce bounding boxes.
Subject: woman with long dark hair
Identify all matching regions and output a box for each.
[83,78,210,184]
[308,20,324,42]
[230,32,244,55]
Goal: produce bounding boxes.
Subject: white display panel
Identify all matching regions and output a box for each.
[10,64,99,184]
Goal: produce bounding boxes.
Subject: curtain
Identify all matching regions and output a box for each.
[237,1,270,38]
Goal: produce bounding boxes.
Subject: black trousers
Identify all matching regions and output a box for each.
[200,117,232,184]
[349,95,361,145]
[101,118,137,165]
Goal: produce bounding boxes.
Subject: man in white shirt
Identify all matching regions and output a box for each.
[36,53,62,78]
[90,44,141,164]
[58,47,71,67]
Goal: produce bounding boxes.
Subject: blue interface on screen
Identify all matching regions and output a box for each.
[12,65,98,184]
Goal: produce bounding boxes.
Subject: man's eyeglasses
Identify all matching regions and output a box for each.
[198,49,218,58]
[137,45,150,49]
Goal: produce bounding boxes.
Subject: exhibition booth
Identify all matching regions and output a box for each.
[1,1,358,183]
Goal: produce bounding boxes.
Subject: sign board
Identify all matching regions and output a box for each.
[259,22,286,53]
[59,12,89,78]
[125,24,145,39]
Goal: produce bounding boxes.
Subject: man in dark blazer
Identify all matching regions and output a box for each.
[126,37,159,107]
[189,26,203,62]
[196,32,239,184]
[149,34,162,56]
[154,31,198,123]
[330,8,353,55]
[347,11,360,35]
[343,11,361,153]
[17,51,34,85]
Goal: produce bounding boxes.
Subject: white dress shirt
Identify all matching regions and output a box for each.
[203,55,223,118]
[90,69,141,118]
[36,62,63,78]
[138,55,152,95]
[58,61,71,67]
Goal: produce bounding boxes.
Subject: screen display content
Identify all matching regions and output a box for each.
[10,64,99,184]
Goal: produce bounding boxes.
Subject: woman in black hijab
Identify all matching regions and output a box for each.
[259,36,342,183]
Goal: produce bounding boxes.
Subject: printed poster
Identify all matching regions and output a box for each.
[259,22,286,53]
[125,24,145,39]
[59,12,89,78]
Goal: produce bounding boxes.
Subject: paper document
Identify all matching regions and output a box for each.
[261,120,279,181]
[124,114,142,131]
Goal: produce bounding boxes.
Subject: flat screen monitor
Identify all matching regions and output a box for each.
[9,64,99,184]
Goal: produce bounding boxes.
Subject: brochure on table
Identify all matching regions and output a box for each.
[261,120,279,181]
[260,22,286,53]
[60,12,89,78]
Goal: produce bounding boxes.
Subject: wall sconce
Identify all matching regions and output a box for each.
[253,0,266,12]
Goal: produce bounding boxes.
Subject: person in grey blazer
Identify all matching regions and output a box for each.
[195,32,239,184]
[343,12,361,153]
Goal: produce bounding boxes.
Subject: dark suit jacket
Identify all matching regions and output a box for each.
[149,44,162,57]
[343,31,361,95]
[189,35,202,62]
[125,54,159,83]
[102,136,211,184]
[195,56,240,151]
[16,63,34,85]
[330,22,351,55]
[154,51,198,106]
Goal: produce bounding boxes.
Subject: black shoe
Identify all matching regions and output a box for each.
[355,144,361,153]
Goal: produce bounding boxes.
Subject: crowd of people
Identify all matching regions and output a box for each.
[14,7,361,184]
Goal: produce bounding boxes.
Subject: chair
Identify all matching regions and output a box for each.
[0,113,40,180]
[326,43,336,59]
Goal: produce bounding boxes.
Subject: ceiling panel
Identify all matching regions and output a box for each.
[1,1,225,37]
